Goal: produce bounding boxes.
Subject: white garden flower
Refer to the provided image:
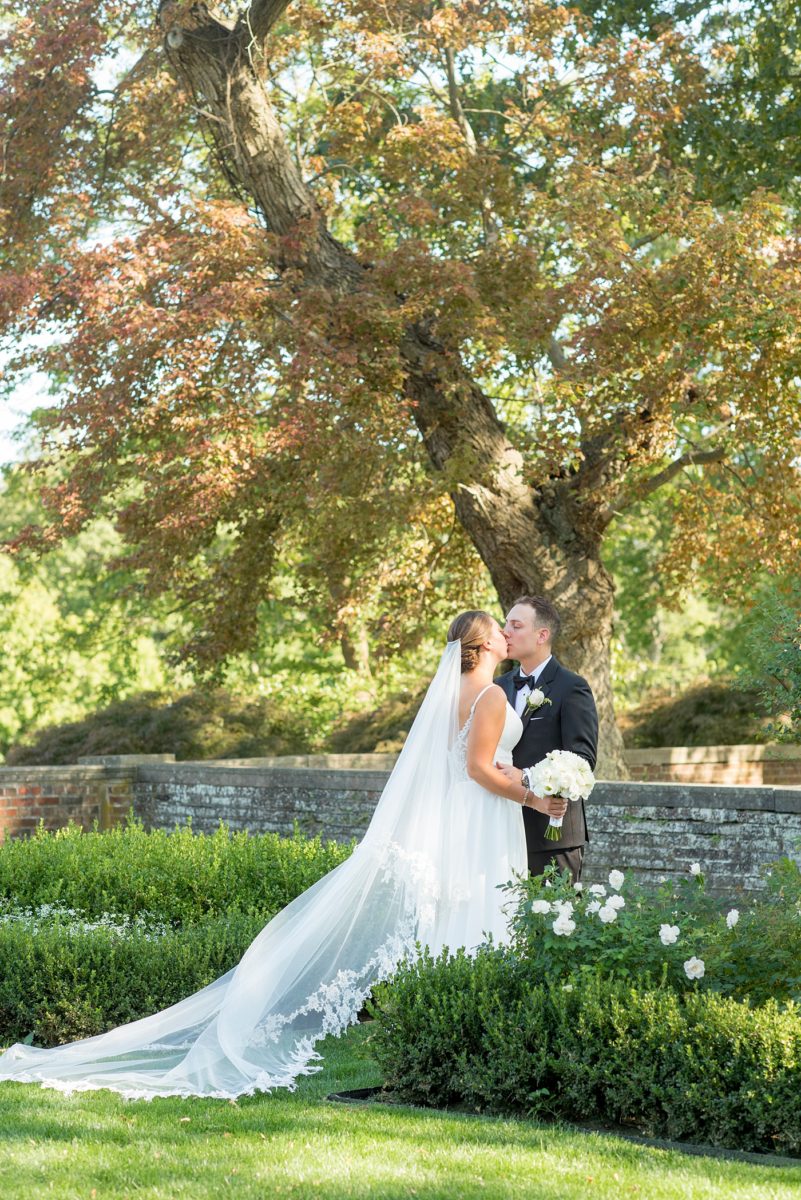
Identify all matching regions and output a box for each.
[684,956,705,980]
[552,900,574,917]
[562,983,574,992]
[608,870,625,891]
[598,904,618,924]
[606,894,625,911]
[586,900,601,915]
[573,882,584,892]
[552,915,576,937]
[726,909,740,929]
[690,863,701,876]
[589,884,606,897]
[659,924,680,946]
[530,900,551,914]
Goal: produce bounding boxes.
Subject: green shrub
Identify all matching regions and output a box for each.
[370,954,801,1155]
[0,818,354,925]
[0,821,354,1045]
[4,687,317,765]
[619,680,777,748]
[0,909,266,1045]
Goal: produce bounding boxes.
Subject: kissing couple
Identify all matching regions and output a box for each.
[0,596,598,1101]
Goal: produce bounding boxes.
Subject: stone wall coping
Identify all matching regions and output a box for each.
[590,780,801,813]
[78,754,177,765]
[0,765,135,782]
[135,762,389,792]
[201,753,399,770]
[624,743,801,765]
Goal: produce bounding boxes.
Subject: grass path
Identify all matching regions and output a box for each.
[1,1026,799,1199]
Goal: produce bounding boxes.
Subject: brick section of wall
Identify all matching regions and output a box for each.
[624,744,801,787]
[0,768,133,841]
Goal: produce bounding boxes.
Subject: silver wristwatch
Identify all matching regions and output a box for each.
[521,768,531,790]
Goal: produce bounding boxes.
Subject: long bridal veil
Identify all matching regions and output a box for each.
[0,640,477,1100]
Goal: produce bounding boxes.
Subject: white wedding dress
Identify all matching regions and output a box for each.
[0,646,526,1100]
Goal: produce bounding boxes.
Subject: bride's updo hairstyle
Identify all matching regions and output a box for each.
[446,610,495,673]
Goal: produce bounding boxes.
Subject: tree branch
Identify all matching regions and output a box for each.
[598,444,727,525]
[634,445,727,500]
[240,0,293,48]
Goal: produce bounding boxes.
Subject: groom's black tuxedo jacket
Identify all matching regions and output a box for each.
[495,658,598,853]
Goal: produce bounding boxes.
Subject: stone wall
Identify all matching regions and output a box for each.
[0,753,799,894]
[134,761,385,844]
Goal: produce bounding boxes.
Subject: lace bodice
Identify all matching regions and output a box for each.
[449,685,523,783]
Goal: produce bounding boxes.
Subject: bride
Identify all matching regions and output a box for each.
[0,610,566,1100]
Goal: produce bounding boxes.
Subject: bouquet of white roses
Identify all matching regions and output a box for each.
[527,749,595,841]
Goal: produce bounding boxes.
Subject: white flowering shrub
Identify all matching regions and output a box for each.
[502,858,801,1005]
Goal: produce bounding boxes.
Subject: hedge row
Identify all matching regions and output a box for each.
[0,910,268,1046]
[0,819,354,925]
[369,948,801,1156]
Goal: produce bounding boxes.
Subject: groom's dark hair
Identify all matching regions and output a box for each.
[512,595,561,643]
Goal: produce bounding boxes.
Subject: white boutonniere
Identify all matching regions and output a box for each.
[524,687,552,714]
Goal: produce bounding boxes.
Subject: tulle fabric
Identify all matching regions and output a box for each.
[0,643,526,1099]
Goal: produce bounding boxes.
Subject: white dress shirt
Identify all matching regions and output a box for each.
[513,655,552,717]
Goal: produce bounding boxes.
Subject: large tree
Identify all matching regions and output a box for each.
[2,0,800,775]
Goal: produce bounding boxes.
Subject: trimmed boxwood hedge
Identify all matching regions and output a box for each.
[0,818,353,925]
[369,947,801,1156]
[0,910,267,1046]
[0,820,354,1046]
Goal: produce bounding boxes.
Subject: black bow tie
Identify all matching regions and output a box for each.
[513,674,538,691]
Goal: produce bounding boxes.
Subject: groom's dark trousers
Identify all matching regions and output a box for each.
[496,657,599,884]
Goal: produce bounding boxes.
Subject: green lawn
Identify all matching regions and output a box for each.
[1,1026,799,1199]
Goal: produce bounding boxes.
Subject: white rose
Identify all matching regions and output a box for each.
[529,688,545,706]
[690,863,701,876]
[659,923,680,946]
[684,956,705,980]
[586,900,601,914]
[573,882,584,892]
[552,916,576,937]
[552,900,574,917]
[606,894,625,910]
[589,884,606,897]
[530,900,551,915]
[598,905,618,924]
[608,870,625,891]
[726,909,739,929]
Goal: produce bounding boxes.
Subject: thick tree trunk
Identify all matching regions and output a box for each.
[159,5,629,778]
[400,326,627,778]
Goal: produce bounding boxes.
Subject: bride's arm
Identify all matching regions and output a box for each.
[466,691,567,817]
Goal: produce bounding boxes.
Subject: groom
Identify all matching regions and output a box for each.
[496,595,598,884]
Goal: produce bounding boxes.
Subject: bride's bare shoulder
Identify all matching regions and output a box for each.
[473,684,506,716]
